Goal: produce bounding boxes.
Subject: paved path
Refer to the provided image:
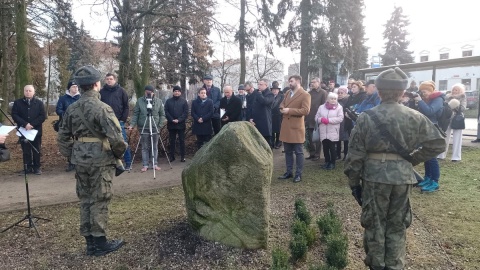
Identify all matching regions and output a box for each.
[1,127,479,213]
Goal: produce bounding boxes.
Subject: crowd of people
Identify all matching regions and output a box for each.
[4,63,472,266]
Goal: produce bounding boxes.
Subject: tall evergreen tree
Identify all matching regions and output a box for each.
[380,6,414,66]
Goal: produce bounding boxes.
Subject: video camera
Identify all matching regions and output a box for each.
[345,107,359,121]
[404,91,422,99]
[146,93,153,110]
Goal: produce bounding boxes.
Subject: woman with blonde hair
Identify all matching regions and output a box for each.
[438,83,466,161]
[414,81,444,192]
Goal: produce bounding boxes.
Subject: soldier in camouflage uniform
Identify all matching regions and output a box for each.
[344,67,445,270]
[57,66,127,256]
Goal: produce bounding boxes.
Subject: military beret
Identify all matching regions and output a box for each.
[203,74,213,80]
[73,66,102,86]
[145,85,155,91]
[375,67,408,90]
[238,84,245,90]
[172,85,182,92]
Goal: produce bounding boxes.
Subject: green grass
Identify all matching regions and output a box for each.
[1,147,479,269]
[464,108,478,118]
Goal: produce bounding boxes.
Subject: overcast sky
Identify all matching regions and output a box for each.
[72,0,480,69]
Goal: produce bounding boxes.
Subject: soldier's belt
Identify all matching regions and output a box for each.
[77,137,110,151]
[368,153,404,162]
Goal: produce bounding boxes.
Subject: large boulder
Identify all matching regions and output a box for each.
[182,121,273,249]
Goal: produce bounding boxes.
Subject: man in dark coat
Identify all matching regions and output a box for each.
[100,73,132,169]
[12,85,46,174]
[56,80,81,171]
[245,81,256,120]
[305,77,327,161]
[249,78,274,147]
[164,85,189,162]
[219,85,242,127]
[202,75,221,135]
[191,88,214,149]
[237,84,247,120]
[271,81,284,149]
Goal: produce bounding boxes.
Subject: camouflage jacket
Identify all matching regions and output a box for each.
[57,90,126,166]
[344,101,445,187]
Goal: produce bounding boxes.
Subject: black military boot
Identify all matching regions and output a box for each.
[93,236,125,256]
[84,235,95,256]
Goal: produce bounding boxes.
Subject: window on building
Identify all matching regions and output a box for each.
[420,56,429,62]
[462,50,473,57]
[462,79,471,90]
[440,53,449,60]
[438,80,448,90]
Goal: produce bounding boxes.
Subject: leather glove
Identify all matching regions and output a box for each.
[351,185,362,206]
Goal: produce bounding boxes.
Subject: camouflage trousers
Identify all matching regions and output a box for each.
[361,181,412,270]
[75,165,115,237]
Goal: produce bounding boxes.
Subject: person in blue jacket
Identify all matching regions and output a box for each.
[356,80,381,114]
[414,80,444,193]
[56,80,81,171]
[191,87,214,149]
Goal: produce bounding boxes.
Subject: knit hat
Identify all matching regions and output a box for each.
[238,84,245,90]
[172,85,182,92]
[67,80,77,89]
[419,80,436,93]
[73,66,102,86]
[145,85,154,91]
[374,67,408,90]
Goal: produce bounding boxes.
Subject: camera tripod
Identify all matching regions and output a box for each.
[0,106,50,237]
[130,107,172,179]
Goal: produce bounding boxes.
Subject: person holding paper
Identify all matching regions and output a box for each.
[12,85,46,174]
[219,85,242,127]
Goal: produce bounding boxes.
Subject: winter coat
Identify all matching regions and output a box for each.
[338,98,349,141]
[203,84,221,119]
[356,91,381,114]
[305,88,328,128]
[343,91,367,135]
[219,94,242,125]
[417,91,444,124]
[245,91,256,120]
[191,97,214,135]
[271,93,284,133]
[100,83,129,122]
[130,96,166,132]
[250,89,274,136]
[56,91,80,118]
[164,96,189,130]
[12,97,46,135]
[315,103,344,142]
[279,87,311,143]
[445,93,466,113]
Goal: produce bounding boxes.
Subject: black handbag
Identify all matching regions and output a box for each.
[450,112,465,130]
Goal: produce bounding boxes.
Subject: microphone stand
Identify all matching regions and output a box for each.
[0,104,50,237]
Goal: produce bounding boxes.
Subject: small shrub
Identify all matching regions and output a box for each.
[271,247,290,270]
[289,233,308,262]
[317,208,342,240]
[294,198,312,225]
[325,233,349,269]
[292,218,317,247]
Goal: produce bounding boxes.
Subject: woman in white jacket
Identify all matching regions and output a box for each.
[438,83,467,161]
[316,92,344,170]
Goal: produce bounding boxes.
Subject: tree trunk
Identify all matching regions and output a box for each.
[299,0,311,89]
[238,0,247,84]
[180,39,188,98]
[15,0,31,98]
[0,1,12,120]
[117,0,132,88]
[139,15,152,98]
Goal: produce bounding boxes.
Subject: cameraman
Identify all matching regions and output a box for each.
[128,85,166,172]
